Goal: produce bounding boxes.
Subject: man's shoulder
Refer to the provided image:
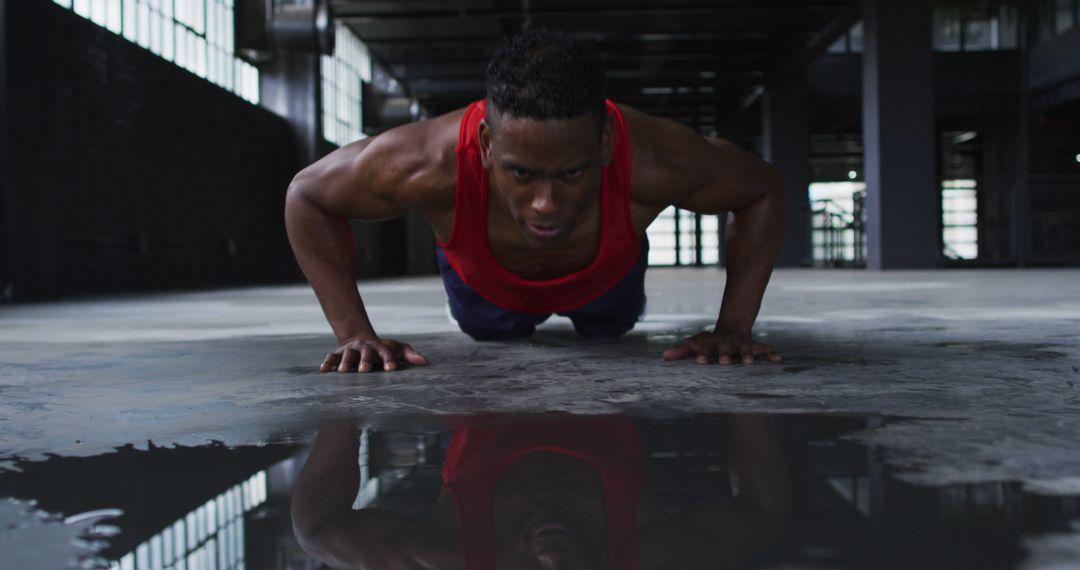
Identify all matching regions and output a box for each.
[615,102,705,169]
[367,108,467,211]
[615,102,705,208]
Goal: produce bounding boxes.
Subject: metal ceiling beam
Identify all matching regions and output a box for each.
[368,42,792,60]
[358,32,784,45]
[399,73,756,87]
[387,53,775,67]
[332,2,851,20]
[734,4,861,117]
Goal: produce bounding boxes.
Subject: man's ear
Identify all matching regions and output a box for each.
[600,111,615,166]
[478,119,494,170]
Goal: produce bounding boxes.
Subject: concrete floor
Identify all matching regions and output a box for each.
[1,267,1079,492]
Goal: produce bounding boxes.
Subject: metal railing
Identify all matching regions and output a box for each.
[810,191,866,267]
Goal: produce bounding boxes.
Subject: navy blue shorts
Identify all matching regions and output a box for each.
[436,241,649,341]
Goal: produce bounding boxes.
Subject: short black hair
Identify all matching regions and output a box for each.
[485,29,606,130]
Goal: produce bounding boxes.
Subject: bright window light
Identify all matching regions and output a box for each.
[647,207,678,266]
[645,207,721,266]
[90,0,107,27]
[942,179,977,260]
[55,0,259,105]
[809,182,864,264]
[106,0,123,34]
[322,21,370,146]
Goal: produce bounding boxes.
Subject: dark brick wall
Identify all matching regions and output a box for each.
[2,1,301,301]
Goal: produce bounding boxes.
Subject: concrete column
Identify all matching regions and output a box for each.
[762,70,811,267]
[0,0,9,298]
[861,0,938,269]
[1009,58,1032,265]
[260,53,321,166]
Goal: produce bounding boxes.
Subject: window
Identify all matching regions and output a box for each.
[1056,0,1077,34]
[54,0,259,104]
[321,22,372,146]
[934,11,962,51]
[933,4,1020,52]
[809,182,865,266]
[646,207,722,267]
[825,21,863,54]
[942,179,978,260]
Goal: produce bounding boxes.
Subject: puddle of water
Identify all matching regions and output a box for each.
[1,414,1078,569]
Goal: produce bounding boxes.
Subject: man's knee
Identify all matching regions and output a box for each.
[449,302,546,341]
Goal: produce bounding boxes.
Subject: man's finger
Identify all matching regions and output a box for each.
[358,347,375,373]
[403,345,429,366]
[321,352,342,373]
[339,348,360,372]
[715,342,737,364]
[662,342,695,361]
[375,344,397,371]
[695,339,718,364]
[739,343,754,364]
[756,343,783,363]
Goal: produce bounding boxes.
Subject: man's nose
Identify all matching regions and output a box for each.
[531,182,560,217]
[536,549,566,570]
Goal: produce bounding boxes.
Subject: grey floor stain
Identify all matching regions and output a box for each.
[734,392,790,400]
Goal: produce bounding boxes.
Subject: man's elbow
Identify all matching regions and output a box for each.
[762,164,785,203]
[285,168,329,222]
[286,167,318,204]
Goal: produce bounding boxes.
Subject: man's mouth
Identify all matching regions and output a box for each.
[526,223,563,240]
[530,521,570,538]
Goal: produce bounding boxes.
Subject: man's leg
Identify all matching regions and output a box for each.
[436,246,550,340]
[560,240,649,337]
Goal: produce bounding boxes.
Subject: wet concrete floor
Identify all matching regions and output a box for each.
[1,267,1079,568]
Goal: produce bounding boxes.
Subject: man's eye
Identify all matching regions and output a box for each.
[562,168,583,179]
[513,169,531,178]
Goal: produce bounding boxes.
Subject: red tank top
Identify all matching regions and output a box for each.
[442,417,647,570]
[437,99,642,314]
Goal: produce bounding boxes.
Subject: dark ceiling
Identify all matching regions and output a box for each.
[333,0,857,132]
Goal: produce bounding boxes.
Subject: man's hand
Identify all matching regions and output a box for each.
[320,335,429,373]
[662,326,781,365]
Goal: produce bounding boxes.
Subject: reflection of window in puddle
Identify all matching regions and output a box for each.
[0,443,294,570]
[112,471,267,570]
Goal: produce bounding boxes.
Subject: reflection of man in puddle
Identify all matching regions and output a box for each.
[292,415,790,569]
[285,29,786,374]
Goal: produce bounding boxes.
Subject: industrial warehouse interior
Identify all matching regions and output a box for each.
[2,0,1080,568]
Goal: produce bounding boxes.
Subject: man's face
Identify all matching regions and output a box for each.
[479,109,614,248]
[491,452,608,570]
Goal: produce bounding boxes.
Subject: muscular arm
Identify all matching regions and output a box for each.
[285,137,399,343]
[291,423,413,569]
[284,113,458,371]
[638,415,790,569]
[702,137,786,339]
[624,106,785,364]
[685,415,791,564]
